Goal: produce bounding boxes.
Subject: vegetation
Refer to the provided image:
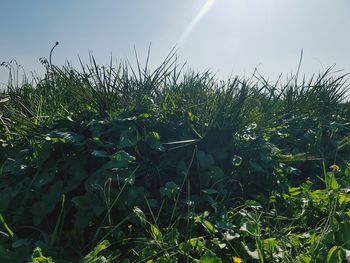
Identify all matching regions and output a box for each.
[0,51,350,262]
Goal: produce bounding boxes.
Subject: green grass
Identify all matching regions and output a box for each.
[0,51,350,262]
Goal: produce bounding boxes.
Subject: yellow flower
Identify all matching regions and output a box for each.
[330,164,341,173]
[232,256,243,263]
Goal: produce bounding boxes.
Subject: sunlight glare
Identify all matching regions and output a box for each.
[177,0,216,45]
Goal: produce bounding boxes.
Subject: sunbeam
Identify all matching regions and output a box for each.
[177,0,216,45]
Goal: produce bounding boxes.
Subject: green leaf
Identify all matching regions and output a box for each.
[12,238,31,248]
[327,246,344,263]
[325,172,340,190]
[299,255,312,263]
[250,161,264,172]
[186,237,204,253]
[195,217,217,234]
[199,251,222,263]
[146,131,164,151]
[176,160,187,175]
[82,103,97,113]
[209,166,224,180]
[46,180,63,205]
[91,150,110,158]
[72,196,92,210]
[198,150,214,169]
[336,222,350,249]
[110,150,136,168]
[112,150,135,162]
[81,240,111,263]
[202,220,216,234]
[339,193,350,205]
[0,188,12,211]
[263,238,277,254]
[133,207,146,226]
[118,127,137,148]
[31,247,54,263]
[74,211,93,229]
[240,218,258,236]
[160,182,180,199]
[32,168,55,189]
[163,228,179,244]
[289,187,302,196]
[124,186,144,206]
[137,113,151,120]
[150,224,162,241]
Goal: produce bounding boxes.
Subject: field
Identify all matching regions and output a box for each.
[1,53,350,262]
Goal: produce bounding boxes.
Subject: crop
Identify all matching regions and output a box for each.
[0,51,350,262]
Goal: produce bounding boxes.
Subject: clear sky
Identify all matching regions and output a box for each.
[1,0,350,88]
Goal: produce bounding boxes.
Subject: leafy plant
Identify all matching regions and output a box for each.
[0,51,349,262]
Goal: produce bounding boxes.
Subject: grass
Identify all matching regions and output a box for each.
[0,50,350,262]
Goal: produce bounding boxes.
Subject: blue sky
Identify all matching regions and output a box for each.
[1,0,350,87]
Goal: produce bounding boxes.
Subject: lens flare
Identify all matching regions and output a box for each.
[177,0,216,45]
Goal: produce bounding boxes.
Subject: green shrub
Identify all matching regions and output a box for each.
[1,53,350,262]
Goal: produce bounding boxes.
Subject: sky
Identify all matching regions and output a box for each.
[1,0,350,88]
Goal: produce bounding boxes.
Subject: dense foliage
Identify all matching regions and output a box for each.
[1,54,350,262]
